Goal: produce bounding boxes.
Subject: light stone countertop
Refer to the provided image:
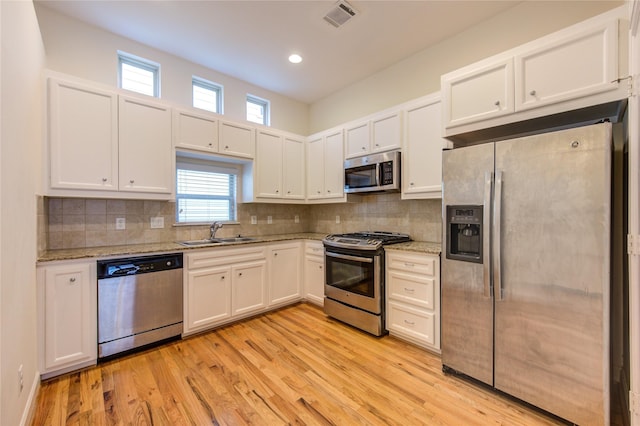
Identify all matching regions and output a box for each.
[37,233,441,263]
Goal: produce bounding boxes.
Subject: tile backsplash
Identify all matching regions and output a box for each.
[38,193,442,253]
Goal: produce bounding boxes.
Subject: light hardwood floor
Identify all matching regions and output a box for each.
[32,303,569,425]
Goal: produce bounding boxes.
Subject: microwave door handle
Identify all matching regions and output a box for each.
[376,163,382,187]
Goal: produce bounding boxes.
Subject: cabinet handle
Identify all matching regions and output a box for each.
[494,100,500,106]
[404,262,415,267]
[404,319,415,326]
[529,90,536,96]
[404,287,415,293]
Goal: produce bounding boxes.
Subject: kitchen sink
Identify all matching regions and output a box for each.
[177,237,256,246]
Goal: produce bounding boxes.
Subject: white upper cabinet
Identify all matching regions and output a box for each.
[345,120,370,158]
[307,128,346,202]
[514,20,618,111]
[441,58,514,128]
[118,95,173,194]
[219,119,255,159]
[442,8,627,137]
[344,110,402,159]
[48,77,119,191]
[250,129,305,202]
[402,94,452,200]
[173,108,219,152]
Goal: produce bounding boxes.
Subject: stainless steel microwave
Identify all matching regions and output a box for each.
[344,150,401,194]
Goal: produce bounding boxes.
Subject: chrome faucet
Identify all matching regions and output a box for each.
[209,221,223,239]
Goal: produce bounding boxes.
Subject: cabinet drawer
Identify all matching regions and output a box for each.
[186,246,266,269]
[305,243,324,256]
[388,271,434,309]
[388,302,435,346]
[386,252,436,276]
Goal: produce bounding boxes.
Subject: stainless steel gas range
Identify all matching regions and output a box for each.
[322,231,411,336]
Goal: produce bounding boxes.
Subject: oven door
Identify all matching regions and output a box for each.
[324,248,381,314]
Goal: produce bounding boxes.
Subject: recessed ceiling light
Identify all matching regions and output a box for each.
[288,54,303,64]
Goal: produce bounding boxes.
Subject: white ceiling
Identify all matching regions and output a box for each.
[35,0,522,104]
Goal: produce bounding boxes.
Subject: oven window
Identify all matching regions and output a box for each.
[326,254,375,297]
[345,165,376,189]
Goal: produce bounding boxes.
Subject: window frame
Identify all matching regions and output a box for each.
[175,154,239,225]
[192,76,223,114]
[117,51,160,97]
[246,94,270,126]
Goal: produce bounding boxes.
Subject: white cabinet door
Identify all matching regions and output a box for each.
[219,120,255,158]
[442,58,514,128]
[256,130,283,198]
[371,111,402,154]
[323,130,345,199]
[42,262,96,371]
[402,95,451,200]
[306,136,325,200]
[118,95,173,194]
[283,136,305,199]
[48,78,118,191]
[185,266,231,333]
[232,260,267,316]
[268,243,302,306]
[304,241,325,306]
[345,121,370,158]
[173,108,219,152]
[515,20,618,111]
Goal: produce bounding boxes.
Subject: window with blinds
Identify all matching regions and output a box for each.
[176,156,238,223]
[193,76,223,113]
[118,51,160,97]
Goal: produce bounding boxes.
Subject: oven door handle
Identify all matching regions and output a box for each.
[326,251,374,264]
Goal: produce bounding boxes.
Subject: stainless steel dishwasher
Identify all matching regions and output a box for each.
[97,253,183,359]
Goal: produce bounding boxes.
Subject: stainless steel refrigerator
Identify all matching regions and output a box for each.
[441,122,611,425]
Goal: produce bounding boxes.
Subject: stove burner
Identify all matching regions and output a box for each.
[323,231,411,250]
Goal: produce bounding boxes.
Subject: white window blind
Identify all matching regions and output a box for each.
[246,94,270,125]
[193,76,222,113]
[118,51,160,97]
[176,157,237,223]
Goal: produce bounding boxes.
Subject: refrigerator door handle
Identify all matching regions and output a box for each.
[494,170,503,301]
[483,171,493,298]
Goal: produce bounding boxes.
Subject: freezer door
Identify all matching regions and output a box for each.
[441,143,494,386]
[493,123,611,425]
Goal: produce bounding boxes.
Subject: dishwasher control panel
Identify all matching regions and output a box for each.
[97,253,183,278]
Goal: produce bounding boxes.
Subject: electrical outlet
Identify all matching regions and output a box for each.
[267,216,273,224]
[115,217,126,230]
[294,215,299,224]
[150,217,164,229]
[336,215,341,224]
[251,215,257,225]
[18,364,23,393]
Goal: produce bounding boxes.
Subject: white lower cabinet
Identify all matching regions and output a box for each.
[268,242,302,307]
[184,245,266,335]
[303,241,324,306]
[37,260,97,378]
[385,250,440,352]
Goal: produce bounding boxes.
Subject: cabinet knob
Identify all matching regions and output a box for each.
[102,178,107,182]
[319,265,323,270]
[287,190,291,194]
[130,180,134,184]
[530,90,536,96]
[327,190,331,193]
[274,252,278,257]
[69,277,76,283]
[276,189,279,193]
[494,100,501,106]
[410,182,414,186]
[238,272,243,277]
[208,142,213,147]
[221,275,225,280]
[225,145,229,149]
[362,146,366,150]
[317,190,321,194]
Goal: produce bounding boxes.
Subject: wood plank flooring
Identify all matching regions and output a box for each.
[32,303,569,425]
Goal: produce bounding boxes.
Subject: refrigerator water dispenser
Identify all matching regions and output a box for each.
[446,205,483,263]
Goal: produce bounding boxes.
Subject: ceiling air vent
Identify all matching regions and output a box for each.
[323,0,357,28]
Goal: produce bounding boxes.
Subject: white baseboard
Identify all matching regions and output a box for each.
[20,370,40,426]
